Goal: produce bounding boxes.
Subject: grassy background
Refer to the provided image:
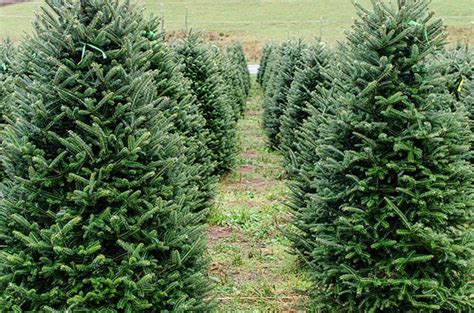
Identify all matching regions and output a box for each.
[0,0,472,60]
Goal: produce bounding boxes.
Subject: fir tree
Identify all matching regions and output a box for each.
[280,40,331,177]
[142,21,216,212]
[464,77,474,126]
[260,43,281,92]
[0,40,16,181]
[217,46,246,121]
[257,42,274,86]
[227,42,250,98]
[262,39,306,150]
[0,39,15,126]
[173,33,238,175]
[0,1,210,310]
[432,45,473,102]
[431,45,473,133]
[291,0,473,311]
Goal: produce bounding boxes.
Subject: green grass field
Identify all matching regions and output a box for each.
[1,0,472,60]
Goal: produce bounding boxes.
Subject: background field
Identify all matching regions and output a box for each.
[1,0,473,61]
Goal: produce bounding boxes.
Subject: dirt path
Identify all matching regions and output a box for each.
[207,79,309,311]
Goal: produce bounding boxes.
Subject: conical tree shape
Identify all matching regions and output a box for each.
[142,21,216,212]
[280,40,331,177]
[216,46,246,121]
[261,43,281,92]
[0,1,210,310]
[263,39,306,150]
[227,41,250,98]
[173,33,238,175]
[291,0,473,311]
[257,42,274,87]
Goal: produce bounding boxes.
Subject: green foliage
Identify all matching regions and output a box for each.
[432,45,473,100]
[289,0,473,311]
[431,45,473,131]
[174,33,238,175]
[257,42,274,87]
[0,39,15,125]
[279,40,331,177]
[217,46,246,120]
[227,42,250,100]
[262,40,306,150]
[143,22,216,213]
[0,39,14,75]
[0,39,16,181]
[260,44,281,92]
[0,0,211,310]
[464,77,474,125]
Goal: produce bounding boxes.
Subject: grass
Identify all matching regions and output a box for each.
[0,0,472,60]
[207,78,310,311]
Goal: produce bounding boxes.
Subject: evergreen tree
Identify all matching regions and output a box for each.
[0,39,15,126]
[0,40,16,181]
[280,40,331,176]
[227,42,250,98]
[464,77,474,126]
[173,33,238,175]
[0,1,210,310]
[142,21,216,212]
[262,39,306,150]
[260,43,281,92]
[432,45,473,102]
[431,45,473,133]
[257,42,274,86]
[291,0,473,311]
[217,46,246,120]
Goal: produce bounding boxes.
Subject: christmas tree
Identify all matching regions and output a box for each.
[143,21,216,212]
[432,45,473,102]
[431,45,473,134]
[260,43,282,92]
[216,46,246,121]
[173,33,238,175]
[262,39,306,150]
[279,40,331,177]
[257,42,274,86]
[0,40,16,181]
[227,42,250,99]
[0,1,210,310]
[290,0,473,311]
[0,39,15,126]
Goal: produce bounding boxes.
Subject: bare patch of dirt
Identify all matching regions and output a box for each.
[242,151,258,159]
[208,226,250,247]
[447,26,474,45]
[242,40,262,63]
[208,226,235,245]
[225,198,257,209]
[239,164,256,174]
[165,30,262,61]
[245,110,260,116]
[243,178,268,189]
